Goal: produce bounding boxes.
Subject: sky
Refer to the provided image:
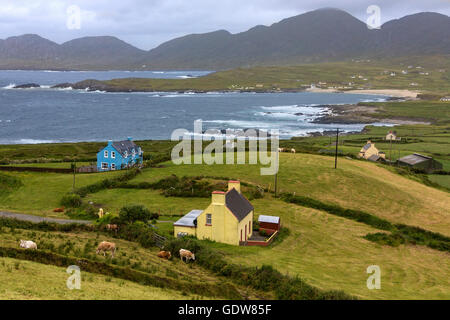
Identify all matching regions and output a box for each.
[0,0,449,50]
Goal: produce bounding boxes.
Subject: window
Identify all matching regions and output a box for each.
[111,163,116,170]
[124,151,128,158]
[101,163,108,170]
[111,151,116,159]
[206,214,212,225]
[104,150,108,158]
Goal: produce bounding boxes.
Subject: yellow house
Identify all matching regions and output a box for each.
[173,181,254,246]
[358,140,385,160]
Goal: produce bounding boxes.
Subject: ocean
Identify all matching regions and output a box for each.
[0,70,389,144]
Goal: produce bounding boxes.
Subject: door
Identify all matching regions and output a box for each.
[245,225,247,241]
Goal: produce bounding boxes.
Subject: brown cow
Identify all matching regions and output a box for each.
[157,251,172,260]
[96,241,116,258]
[179,249,195,263]
[53,207,65,213]
[106,224,119,233]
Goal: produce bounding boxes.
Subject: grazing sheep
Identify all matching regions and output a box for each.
[291,148,296,154]
[19,240,37,250]
[96,241,116,258]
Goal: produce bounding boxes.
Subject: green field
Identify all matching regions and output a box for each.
[0,257,204,300]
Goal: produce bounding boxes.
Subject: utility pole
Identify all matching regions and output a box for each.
[71,162,76,192]
[390,137,393,164]
[335,128,339,169]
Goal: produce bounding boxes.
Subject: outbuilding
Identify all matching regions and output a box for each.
[397,153,443,173]
[258,215,281,232]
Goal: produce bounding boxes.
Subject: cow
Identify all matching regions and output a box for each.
[291,148,296,154]
[53,207,65,213]
[278,148,286,153]
[96,241,116,258]
[179,249,195,263]
[19,240,37,250]
[157,251,172,260]
[106,224,119,233]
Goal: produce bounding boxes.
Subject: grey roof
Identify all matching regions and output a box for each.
[112,140,140,157]
[362,143,372,151]
[367,154,380,162]
[225,188,254,222]
[174,210,203,227]
[258,215,280,224]
[398,153,432,165]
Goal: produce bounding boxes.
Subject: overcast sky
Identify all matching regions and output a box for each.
[0,0,449,50]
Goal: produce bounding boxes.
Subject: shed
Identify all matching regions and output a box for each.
[397,153,443,173]
[258,215,281,231]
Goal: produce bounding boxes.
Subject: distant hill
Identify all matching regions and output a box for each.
[0,9,449,70]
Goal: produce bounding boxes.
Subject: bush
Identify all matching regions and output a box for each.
[119,205,158,224]
[60,193,83,208]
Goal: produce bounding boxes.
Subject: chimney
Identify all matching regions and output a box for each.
[212,191,225,205]
[107,140,113,146]
[127,137,133,141]
[228,181,241,193]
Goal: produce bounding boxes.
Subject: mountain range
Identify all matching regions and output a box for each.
[0,8,449,70]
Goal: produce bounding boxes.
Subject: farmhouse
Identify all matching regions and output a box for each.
[174,181,254,246]
[358,140,386,160]
[97,138,143,171]
[397,153,443,173]
[385,131,401,141]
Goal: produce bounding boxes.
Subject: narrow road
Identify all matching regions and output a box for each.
[0,211,91,225]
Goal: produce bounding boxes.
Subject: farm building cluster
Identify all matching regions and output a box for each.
[357,131,443,172]
[173,181,280,246]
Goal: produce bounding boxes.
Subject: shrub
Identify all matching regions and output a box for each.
[60,193,83,208]
[118,205,157,224]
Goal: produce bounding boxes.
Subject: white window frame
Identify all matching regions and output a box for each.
[111,151,116,159]
[206,214,212,225]
[104,150,108,158]
[101,162,109,170]
[124,151,128,158]
[111,163,116,170]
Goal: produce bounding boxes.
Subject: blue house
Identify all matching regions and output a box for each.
[97,138,144,172]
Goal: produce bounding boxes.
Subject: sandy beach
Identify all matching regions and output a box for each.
[343,89,419,98]
[306,87,419,98]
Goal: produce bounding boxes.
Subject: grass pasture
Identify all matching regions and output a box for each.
[0,257,203,300]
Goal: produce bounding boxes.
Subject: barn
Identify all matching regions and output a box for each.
[397,153,443,173]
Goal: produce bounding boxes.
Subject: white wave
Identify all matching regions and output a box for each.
[153,71,165,74]
[255,112,304,120]
[39,85,51,89]
[177,75,196,79]
[13,139,57,144]
[2,83,16,89]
